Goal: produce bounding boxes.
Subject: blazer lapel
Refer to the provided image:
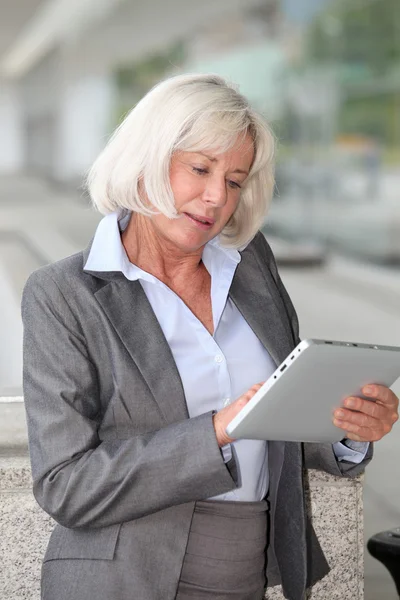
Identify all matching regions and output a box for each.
[94,277,189,425]
[84,237,296,428]
[229,245,295,366]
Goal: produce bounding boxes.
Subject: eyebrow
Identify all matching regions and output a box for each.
[197,152,249,176]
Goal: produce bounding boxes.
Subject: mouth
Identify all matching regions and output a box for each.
[183,213,215,229]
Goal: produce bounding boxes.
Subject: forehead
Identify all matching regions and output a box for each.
[190,133,255,168]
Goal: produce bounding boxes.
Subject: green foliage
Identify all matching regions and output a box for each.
[307,0,400,73]
[340,95,392,140]
[306,0,400,146]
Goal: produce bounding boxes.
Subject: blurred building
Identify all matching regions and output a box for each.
[1,0,399,261]
[0,0,294,184]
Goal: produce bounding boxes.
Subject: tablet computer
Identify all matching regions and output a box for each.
[226,339,400,443]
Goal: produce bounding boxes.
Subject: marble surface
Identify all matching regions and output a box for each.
[265,473,364,600]
[0,489,54,600]
[0,456,32,490]
[0,458,364,600]
[307,483,363,599]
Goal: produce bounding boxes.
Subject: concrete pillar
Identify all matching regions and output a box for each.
[0,80,23,173]
[19,52,61,179]
[54,74,115,184]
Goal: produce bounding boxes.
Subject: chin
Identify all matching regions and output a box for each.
[174,231,211,253]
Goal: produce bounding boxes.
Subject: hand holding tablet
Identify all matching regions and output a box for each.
[213,382,265,448]
[332,383,399,443]
[225,339,400,444]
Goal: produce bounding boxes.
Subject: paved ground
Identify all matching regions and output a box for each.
[1,175,399,598]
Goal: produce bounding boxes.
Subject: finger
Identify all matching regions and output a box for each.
[333,417,385,441]
[334,407,391,429]
[362,385,399,408]
[239,388,259,404]
[341,397,391,421]
[247,383,264,395]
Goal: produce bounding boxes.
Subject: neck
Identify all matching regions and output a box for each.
[121,213,205,285]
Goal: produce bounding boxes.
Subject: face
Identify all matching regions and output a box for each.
[149,132,255,255]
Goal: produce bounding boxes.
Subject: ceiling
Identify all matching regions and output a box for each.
[0,0,45,59]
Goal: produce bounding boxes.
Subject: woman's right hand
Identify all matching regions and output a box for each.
[213,383,265,448]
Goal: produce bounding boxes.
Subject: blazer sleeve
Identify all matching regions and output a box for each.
[254,232,373,477]
[21,269,238,530]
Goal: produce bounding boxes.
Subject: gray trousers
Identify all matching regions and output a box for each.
[42,499,268,600]
[176,499,268,600]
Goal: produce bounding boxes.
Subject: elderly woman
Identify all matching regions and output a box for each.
[22,73,398,600]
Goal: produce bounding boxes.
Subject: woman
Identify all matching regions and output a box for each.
[22,73,398,600]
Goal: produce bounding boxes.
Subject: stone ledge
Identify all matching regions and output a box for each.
[0,456,33,490]
[308,469,364,486]
[0,458,364,600]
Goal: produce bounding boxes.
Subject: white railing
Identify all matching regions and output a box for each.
[0,397,24,403]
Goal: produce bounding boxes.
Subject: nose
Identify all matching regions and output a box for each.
[202,174,227,206]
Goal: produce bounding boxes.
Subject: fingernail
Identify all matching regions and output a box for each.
[335,410,345,418]
[345,398,355,408]
[364,386,374,395]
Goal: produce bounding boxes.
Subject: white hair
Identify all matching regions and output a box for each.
[87,73,275,249]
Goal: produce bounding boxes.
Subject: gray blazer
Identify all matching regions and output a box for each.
[22,231,372,600]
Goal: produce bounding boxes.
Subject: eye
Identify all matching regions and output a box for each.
[192,167,208,175]
[227,180,241,190]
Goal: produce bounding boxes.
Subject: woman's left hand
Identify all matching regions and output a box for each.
[333,384,399,442]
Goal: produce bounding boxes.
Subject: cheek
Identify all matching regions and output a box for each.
[171,173,202,209]
[224,194,240,218]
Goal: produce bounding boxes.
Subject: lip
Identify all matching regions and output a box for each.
[183,213,215,229]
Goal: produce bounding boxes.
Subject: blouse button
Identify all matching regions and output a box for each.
[214,354,223,364]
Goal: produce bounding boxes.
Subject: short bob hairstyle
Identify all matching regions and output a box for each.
[87,73,275,249]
